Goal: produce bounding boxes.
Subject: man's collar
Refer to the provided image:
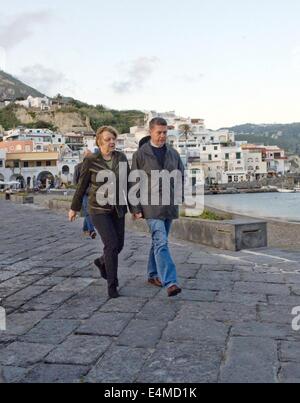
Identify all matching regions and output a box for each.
[150,141,166,149]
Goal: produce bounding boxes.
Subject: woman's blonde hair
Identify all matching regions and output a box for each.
[96,126,119,146]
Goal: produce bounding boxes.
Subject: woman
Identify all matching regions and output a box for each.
[69,126,130,298]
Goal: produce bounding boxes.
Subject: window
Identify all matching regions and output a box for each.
[237,161,241,164]
[62,165,70,175]
[234,176,239,182]
[215,155,218,158]
[256,166,260,170]
[0,160,3,167]
[36,161,42,167]
[214,146,218,150]
[236,152,241,160]
[208,154,212,161]
[14,161,19,168]
[210,137,214,141]
[23,162,29,168]
[225,153,229,160]
[203,147,206,151]
[46,161,51,167]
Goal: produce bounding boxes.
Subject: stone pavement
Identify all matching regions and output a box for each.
[0,200,300,383]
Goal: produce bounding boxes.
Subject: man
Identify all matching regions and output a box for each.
[131,118,185,297]
[74,149,97,239]
[138,135,151,149]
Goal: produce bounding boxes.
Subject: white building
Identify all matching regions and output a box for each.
[15,96,52,110]
[0,149,60,189]
[0,150,6,182]
[4,128,66,154]
[241,144,290,176]
[244,152,268,181]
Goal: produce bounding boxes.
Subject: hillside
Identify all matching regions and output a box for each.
[0,70,145,133]
[0,102,144,134]
[224,123,300,155]
[0,70,45,101]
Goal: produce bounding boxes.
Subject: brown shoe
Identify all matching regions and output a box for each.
[148,278,162,287]
[167,285,182,297]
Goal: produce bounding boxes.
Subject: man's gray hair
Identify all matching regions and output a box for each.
[149,117,168,130]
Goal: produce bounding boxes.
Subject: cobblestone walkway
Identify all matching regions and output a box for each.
[0,200,300,383]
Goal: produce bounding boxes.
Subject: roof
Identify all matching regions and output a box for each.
[6,152,59,161]
[64,133,84,138]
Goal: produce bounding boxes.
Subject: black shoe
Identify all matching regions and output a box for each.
[94,258,107,280]
[108,286,120,299]
[90,231,97,239]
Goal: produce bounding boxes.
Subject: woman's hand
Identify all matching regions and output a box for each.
[133,213,143,220]
[68,210,78,222]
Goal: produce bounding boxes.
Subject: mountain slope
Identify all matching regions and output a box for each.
[0,71,145,133]
[224,123,300,155]
[0,70,45,101]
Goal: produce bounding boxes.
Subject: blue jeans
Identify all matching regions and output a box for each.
[146,219,178,289]
[82,194,95,233]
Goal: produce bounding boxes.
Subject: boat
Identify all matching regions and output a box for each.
[277,188,296,193]
[294,182,300,192]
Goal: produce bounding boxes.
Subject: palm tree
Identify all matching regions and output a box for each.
[179,124,192,140]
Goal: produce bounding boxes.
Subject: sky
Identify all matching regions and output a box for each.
[1,0,300,129]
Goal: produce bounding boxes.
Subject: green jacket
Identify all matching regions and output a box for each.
[71,151,130,218]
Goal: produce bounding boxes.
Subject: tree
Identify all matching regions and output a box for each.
[179,124,193,140]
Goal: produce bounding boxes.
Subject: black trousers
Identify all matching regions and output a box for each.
[91,211,125,288]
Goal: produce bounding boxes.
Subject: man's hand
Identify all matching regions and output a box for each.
[133,213,143,220]
[68,210,78,222]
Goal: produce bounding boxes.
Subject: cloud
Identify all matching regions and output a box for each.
[0,11,54,50]
[112,57,159,94]
[17,64,75,96]
[176,73,205,83]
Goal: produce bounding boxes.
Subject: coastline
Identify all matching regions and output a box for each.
[33,193,300,251]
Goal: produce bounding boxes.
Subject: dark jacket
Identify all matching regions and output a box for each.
[71,151,130,218]
[73,163,82,186]
[130,142,185,220]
